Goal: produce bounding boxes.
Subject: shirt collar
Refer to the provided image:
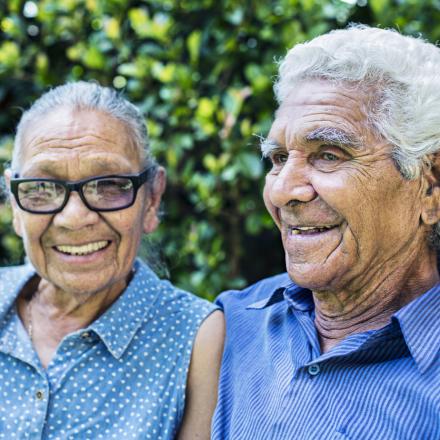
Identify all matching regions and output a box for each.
[89,259,161,359]
[1,259,161,360]
[247,278,313,312]
[393,283,440,374]
[0,264,35,325]
[246,273,439,373]
[0,264,36,360]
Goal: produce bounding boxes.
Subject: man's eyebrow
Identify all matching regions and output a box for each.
[259,137,283,158]
[305,127,363,149]
[259,127,362,158]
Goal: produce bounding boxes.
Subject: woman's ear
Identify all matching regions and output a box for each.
[143,166,166,234]
[4,169,23,237]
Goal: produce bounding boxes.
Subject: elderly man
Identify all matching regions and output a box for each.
[1,81,224,439]
[212,25,440,439]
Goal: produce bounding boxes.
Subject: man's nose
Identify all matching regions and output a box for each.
[52,191,100,230]
[267,156,317,208]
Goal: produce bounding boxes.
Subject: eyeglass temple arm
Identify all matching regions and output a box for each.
[138,165,155,185]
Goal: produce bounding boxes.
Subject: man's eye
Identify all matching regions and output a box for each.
[320,152,340,161]
[270,152,288,165]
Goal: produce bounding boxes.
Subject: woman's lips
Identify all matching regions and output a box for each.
[54,240,111,256]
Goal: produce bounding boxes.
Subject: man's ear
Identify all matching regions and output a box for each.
[4,169,23,237]
[421,154,440,226]
[143,166,166,234]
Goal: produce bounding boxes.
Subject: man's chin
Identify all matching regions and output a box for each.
[286,261,341,291]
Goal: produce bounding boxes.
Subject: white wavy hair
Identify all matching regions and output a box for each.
[274,24,440,247]
[12,81,155,171]
[275,24,440,179]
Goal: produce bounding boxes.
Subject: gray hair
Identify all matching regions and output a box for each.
[12,81,155,171]
[9,81,166,271]
[274,24,440,247]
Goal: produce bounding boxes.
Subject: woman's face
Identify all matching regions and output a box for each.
[8,107,163,297]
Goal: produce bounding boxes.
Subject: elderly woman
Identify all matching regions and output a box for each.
[0,81,224,439]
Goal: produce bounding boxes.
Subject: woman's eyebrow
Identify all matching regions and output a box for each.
[25,156,130,174]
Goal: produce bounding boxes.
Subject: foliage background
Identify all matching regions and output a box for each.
[1,0,439,299]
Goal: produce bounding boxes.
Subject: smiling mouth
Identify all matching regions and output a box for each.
[54,240,111,256]
[288,225,339,236]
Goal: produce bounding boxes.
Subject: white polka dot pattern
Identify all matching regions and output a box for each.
[0,259,218,439]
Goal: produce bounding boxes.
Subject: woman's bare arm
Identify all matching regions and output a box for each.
[177,310,225,440]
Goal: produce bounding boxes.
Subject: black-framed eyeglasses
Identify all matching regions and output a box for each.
[9,166,154,214]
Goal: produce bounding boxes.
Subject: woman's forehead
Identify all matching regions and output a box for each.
[18,107,141,174]
[19,152,138,179]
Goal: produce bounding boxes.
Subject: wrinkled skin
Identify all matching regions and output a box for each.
[5,107,166,366]
[5,107,224,440]
[263,80,440,349]
[8,107,164,303]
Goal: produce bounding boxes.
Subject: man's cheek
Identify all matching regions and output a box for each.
[263,193,280,228]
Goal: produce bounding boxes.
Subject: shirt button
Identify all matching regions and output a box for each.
[81,332,90,339]
[308,364,320,376]
[35,390,44,400]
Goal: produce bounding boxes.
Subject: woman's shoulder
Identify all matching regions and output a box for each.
[0,263,36,321]
[0,263,35,297]
[0,263,34,279]
[154,277,219,321]
[134,259,219,323]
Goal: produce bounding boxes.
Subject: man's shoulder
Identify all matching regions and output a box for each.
[215,273,291,310]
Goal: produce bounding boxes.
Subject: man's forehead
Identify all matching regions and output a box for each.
[275,78,371,113]
[269,80,376,145]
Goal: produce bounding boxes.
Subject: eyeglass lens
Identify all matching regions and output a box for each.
[17,177,135,212]
[18,181,65,211]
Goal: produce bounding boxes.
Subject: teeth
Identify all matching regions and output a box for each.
[56,240,109,256]
[290,225,335,235]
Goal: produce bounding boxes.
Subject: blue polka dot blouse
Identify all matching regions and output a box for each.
[0,259,218,439]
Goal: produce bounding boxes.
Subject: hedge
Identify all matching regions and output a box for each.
[1,0,439,298]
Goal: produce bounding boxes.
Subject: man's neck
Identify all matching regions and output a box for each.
[313,251,439,353]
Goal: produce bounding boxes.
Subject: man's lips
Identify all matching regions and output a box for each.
[288,224,340,236]
[53,240,111,256]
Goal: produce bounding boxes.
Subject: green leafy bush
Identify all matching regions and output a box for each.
[1,0,439,298]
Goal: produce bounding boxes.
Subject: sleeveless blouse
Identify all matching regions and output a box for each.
[0,259,217,439]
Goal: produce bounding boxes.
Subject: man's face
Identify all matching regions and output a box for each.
[8,107,162,297]
[263,80,432,292]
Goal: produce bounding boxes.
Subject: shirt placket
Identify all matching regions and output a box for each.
[0,327,49,439]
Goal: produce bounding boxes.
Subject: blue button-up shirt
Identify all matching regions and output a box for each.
[212,274,440,439]
[0,259,217,439]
